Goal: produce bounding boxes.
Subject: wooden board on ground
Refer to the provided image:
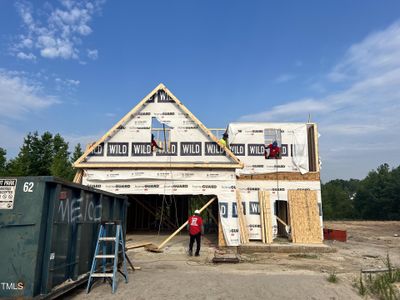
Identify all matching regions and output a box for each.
[288,190,322,244]
[126,242,153,250]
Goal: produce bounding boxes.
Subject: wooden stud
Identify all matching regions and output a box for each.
[73,169,83,184]
[313,123,320,172]
[218,213,227,247]
[258,191,266,243]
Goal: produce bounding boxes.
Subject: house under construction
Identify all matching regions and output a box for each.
[73,84,323,247]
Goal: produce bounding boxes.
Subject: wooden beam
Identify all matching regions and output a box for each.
[126,242,153,250]
[75,162,242,169]
[73,169,83,184]
[238,172,320,181]
[156,196,217,250]
[74,83,165,166]
[258,191,266,243]
[276,215,289,227]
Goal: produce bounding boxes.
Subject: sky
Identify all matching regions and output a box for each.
[1,0,400,182]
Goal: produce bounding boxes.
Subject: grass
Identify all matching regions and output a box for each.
[354,254,400,300]
[288,253,318,259]
[327,271,338,283]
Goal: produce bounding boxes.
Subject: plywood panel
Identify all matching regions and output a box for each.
[288,190,322,244]
[260,191,273,244]
[258,191,273,244]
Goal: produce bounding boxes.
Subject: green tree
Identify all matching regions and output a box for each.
[0,147,7,176]
[51,134,73,180]
[7,132,36,176]
[321,179,358,220]
[71,143,83,164]
[354,164,400,220]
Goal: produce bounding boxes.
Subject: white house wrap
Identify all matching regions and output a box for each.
[75,84,323,247]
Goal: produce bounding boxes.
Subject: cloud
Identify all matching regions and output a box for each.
[12,0,104,60]
[240,21,400,180]
[274,73,296,84]
[87,49,98,60]
[0,69,60,119]
[16,51,36,60]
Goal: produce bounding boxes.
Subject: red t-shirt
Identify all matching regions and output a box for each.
[266,144,281,159]
[188,215,203,235]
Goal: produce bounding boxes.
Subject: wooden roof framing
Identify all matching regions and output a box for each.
[74,83,243,169]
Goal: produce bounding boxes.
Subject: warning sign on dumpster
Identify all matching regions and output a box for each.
[0,179,17,209]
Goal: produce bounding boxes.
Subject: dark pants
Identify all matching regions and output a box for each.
[189,233,201,255]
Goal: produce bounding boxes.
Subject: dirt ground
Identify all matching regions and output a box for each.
[65,221,400,300]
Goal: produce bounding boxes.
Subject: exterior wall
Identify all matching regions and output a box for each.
[86,90,234,164]
[227,123,311,175]
[82,168,241,246]
[234,178,323,243]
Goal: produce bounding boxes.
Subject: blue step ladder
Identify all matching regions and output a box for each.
[86,221,128,294]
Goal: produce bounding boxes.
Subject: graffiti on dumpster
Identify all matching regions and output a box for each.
[57,196,102,223]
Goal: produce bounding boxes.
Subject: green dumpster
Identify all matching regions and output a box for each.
[0,176,128,299]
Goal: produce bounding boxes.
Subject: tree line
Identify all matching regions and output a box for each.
[0,131,83,182]
[322,163,400,220]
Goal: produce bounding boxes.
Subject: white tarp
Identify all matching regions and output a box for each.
[227,123,310,175]
[236,180,322,240]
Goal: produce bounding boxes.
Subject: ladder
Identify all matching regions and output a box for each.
[86,221,128,294]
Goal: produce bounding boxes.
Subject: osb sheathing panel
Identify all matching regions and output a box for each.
[238,172,320,181]
[288,190,322,244]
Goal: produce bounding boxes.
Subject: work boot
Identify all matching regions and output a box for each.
[188,250,193,256]
[195,253,200,257]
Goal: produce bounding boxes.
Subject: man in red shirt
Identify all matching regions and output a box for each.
[188,209,203,256]
[265,141,281,159]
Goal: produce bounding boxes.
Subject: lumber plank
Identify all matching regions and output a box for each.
[262,191,273,244]
[218,213,227,247]
[157,197,217,250]
[126,242,153,250]
[236,190,249,243]
[258,191,266,243]
[276,215,289,227]
[74,162,242,169]
[238,172,320,181]
[74,84,164,166]
[73,169,83,184]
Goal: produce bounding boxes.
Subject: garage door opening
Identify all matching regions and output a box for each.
[125,195,219,235]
